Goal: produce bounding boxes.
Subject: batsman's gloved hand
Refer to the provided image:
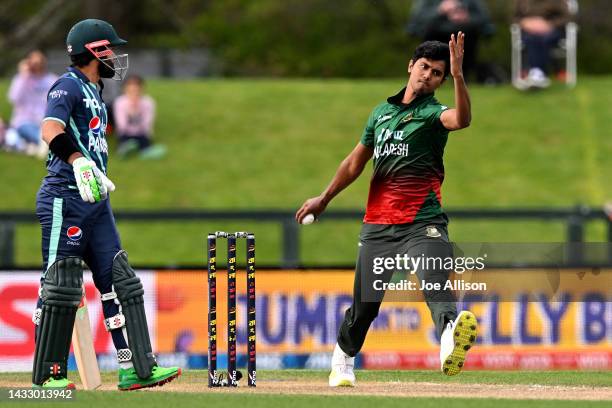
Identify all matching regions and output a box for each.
[72,157,116,203]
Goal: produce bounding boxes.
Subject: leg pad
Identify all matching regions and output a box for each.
[32,257,83,385]
[112,251,156,378]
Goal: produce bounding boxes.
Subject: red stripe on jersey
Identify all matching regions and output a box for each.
[364,175,442,224]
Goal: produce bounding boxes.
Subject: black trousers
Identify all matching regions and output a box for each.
[337,218,458,357]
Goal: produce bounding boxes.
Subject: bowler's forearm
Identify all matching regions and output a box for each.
[453,74,471,127]
[321,159,364,205]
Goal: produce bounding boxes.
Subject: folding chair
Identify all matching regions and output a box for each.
[511,0,578,88]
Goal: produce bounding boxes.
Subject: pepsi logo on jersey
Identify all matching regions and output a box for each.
[89,116,104,135]
[67,226,82,241]
[88,116,109,154]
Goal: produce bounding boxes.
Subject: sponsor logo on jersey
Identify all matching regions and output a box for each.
[49,89,68,99]
[374,143,409,159]
[376,114,393,124]
[374,128,409,159]
[87,116,109,154]
[376,128,404,143]
[67,226,83,241]
[89,116,102,135]
[83,97,101,110]
[88,134,109,154]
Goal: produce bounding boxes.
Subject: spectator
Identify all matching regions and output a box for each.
[514,0,571,89]
[0,118,6,148]
[6,50,57,157]
[113,75,166,159]
[407,0,496,83]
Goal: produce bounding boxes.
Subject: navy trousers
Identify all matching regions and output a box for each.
[35,188,129,351]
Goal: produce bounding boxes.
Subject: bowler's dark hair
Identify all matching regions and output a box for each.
[412,41,450,78]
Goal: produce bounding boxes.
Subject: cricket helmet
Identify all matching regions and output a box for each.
[66,19,129,80]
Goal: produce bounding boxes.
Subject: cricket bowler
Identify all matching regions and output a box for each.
[32,19,181,390]
[296,33,478,386]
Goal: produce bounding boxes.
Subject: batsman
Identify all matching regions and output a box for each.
[32,19,181,390]
[296,33,478,386]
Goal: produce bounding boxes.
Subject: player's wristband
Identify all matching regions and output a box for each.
[48,132,80,162]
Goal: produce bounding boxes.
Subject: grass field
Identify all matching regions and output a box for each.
[1,370,611,407]
[1,78,611,266]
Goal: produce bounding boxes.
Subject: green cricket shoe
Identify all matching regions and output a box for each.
[118,366,182,391]
[32,377,76,389]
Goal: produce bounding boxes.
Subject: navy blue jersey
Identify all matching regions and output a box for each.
[41,67,109,195]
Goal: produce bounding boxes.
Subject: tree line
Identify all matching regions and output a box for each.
[1,0,610,77]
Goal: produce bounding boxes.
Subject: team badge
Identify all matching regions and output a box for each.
[426,226,441,238]
[401,113,414,123]
[67,226,83,241]
[89,116,102,135]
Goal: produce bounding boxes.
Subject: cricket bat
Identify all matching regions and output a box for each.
[72,287,102,390]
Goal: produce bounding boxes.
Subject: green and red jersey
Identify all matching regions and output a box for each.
[360,88,449,224]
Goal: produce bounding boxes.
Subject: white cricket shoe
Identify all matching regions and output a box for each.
[328,343,355,387]
[440,310,478,376]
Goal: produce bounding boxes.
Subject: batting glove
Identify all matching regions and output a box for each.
[72,157,116,203]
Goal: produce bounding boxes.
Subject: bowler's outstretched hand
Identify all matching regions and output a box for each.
[449,31,465,78]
